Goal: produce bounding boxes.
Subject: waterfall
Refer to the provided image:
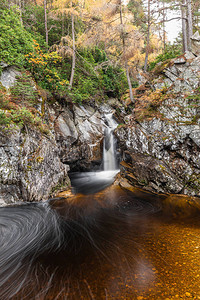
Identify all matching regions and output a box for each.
[70,112,119,195]
[103,113,118,171]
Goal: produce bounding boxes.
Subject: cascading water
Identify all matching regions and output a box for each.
[69,112,119,194]
[103,113,118,171]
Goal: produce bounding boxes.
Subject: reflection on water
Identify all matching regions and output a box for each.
[1,182,200,299]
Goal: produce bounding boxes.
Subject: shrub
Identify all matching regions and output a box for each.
[0,110,11,126]
[0,7,34,66]
[10,73,39,105]
[25,41,69,92]
[100,65,128,98]
[149,44,182,71]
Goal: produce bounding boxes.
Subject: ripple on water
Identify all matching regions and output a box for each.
[0,186,200,299]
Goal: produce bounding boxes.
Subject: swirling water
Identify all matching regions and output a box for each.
[1,183,200,299]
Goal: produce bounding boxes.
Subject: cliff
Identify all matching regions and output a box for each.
[0,64,114,205]
[116,50,200,196]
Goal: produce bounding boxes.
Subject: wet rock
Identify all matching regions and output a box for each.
[120,153,183,194]
[51,104,107,171]
[0,128,70,204]
[116,55,200,196]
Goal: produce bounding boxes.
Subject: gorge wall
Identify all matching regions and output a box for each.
[0,101,112,205]
[1,45,200,204]
[0,65,115,205]
[116,51,200,196]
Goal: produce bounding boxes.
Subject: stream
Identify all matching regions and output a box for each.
[1,114,200,299]
[1,186,200,299]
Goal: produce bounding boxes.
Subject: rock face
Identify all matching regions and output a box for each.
[153,53,200,93]
[0,128,70,206]
[0,63,21,89]
[191,31,200,56]
[50,104,107,171]
[116,54,200,196]
[0,101,111,204]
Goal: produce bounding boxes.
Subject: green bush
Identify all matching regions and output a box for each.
[11,107,34,127]
[0,110,11,126]
[72,47,128,101]
[149,44,182,71]
[100,65,128,98]
[0,7,34,66]
[10,73,39,104]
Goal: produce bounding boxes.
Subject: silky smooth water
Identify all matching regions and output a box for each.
[1,184,200,299]
[103,113,118,171]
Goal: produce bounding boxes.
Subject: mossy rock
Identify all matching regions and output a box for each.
[152,59,173,75]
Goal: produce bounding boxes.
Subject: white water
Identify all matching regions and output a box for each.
[70,112,119,194]
[103,113,118,171]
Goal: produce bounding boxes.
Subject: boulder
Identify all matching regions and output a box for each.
[0,128,70,204]
[0,64,21,89]
[191,31,200,56]
[116,65,200,196]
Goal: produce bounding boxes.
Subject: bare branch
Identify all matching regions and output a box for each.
[48,25,56,33]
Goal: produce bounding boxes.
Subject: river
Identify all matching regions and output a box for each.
[1,112,200,299]
[1,181,200,299]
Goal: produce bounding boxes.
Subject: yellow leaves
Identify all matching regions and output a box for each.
[52,0,80,16]
[108,45,117,55]
[185,292,191,297]
[51,36,74,58]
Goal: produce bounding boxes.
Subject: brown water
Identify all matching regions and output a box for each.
[1,185,200,299]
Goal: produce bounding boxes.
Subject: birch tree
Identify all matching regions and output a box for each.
[69,0,76,89]
[119,0,134,104]
[144,0,151,72]
[52,0,79,89]
[44,0,48,46]
[186,0,193,51]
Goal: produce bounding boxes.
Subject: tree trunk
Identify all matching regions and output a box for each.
[61,1,65,36]
[44,0,48,46]
[119,0,134,106]
[162,0,166,52]
[187,0,193,51]
[69,9,76,89]
[144,0,151,72]
[19,0,23,25]
[181,0,188,52]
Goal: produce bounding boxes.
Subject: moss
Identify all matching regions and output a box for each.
[50,178,71,195]
[138,178,148,186]
[117,124,127,129]
[152,59,172,75]
[159,164,166,171]
[36,156,44,163]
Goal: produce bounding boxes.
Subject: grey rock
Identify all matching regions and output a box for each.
[0,128,70,204]
[184,51,196,60]
[153,54,200,93]
[174,56,186,64]
[116,64,200,195]
[191,31,200,56]
[0,66,21,89]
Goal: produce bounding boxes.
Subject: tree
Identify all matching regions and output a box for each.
[186,0,193,51]
[69,0,76,89]
[44,0,48,46]
[181,0,188,51]
[52,0,80,89]
[80,0,145,105]
[144,0,151,72]
[155,0,194,52]
[119,0,134,104]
